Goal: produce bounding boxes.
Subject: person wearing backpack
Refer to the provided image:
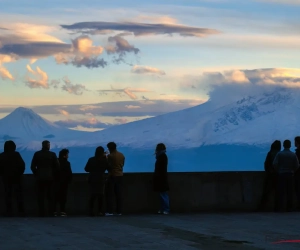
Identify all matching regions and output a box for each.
[0,140,25,217]
[31,140,60,217]
[258,140,281,211]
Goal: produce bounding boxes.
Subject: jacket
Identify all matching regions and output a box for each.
[107,150,125,177]
[31,149,60,181]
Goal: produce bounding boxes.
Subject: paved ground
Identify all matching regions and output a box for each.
[0,213,300,249]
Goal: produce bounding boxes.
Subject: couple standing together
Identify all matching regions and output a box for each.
[85,142,170,216]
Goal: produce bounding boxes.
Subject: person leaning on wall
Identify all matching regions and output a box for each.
[0,140,26,217]
[153,143,170,215]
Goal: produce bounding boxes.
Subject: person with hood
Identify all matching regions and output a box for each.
[294,136,300,210]
[105,142,125,216]
[54,148,72,217]
[31,140,60,217]
[153,143,170,215]
[84,146,109,216]
[258,140,281,211]
[0,140,25,217]
[273,139,299,212]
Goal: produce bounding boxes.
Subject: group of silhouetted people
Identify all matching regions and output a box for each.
[259,137,300,212]
[0,140,170,217]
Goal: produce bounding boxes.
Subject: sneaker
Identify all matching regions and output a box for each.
[105,213,114,216]
[98,212,104,216]
[60,212,67,217]
[116,213,122,216]
[54,212,58,217]
[158,210,162,214]
[162,211,169,215]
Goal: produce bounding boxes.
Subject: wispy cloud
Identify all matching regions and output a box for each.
[61,21,221,38]
[61,76,87,95]
[98,86,152,100]
[0,66,14,80]
[257,0,300,5]
[131,65,166,76]
[58,109,69,116]
[106,35,140,64]
[54,117,112,129]
[125,105,141,109]
[25,65,49,89]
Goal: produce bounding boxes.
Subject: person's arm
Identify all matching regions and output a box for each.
[68,161,73,182]
[294,155,299,172]
[84,158,91,172]
[264,152,270,172]
[16,152,25,175]
[30,153,37,175]
[273,153,279,172]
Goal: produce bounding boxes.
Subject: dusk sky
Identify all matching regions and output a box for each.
[0,0,299,131]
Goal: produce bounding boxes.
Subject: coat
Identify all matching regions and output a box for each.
[84,156,109,194]
[55,158,72,184]
[30,149,60,181]
[153,152,169,192]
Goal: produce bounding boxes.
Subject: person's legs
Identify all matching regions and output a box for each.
[97,194,104,215]
[295,174,300,209]
[60,183,68,214]
[276,174,287,212]
[106,177,114,215]
[89,192,96,216]
[286,174,294,212]
[37,181,46,217]
[258,175,273,211]
[115,176,123,215]
[45,181,54,216]
[159,192,170,214]
[3,180,13,216]
[14,181,25,215]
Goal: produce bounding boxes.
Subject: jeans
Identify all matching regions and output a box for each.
[258,173,277,211]
[106,176,123,214]
[159,192,170,213]
[37,180,54,216]
[3,179,24,215]
[54,182,69,212]
[276,173,294,212]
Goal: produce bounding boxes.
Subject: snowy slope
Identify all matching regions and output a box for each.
[86,87,300,148]
[0,107,89,149]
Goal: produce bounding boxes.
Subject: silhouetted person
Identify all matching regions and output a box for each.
[273,140,299,212]
[153,143,170,215]
[258,140,281,212]
[105,142,125,216]
[31,140,59,217]
[85,146,109,216]
[54,149,72,216]
[294,136,300,210]
[0,141,25,217]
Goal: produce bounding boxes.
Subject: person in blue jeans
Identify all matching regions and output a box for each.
[153,143,170,215]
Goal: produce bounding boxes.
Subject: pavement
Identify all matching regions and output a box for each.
[0,213,300,249]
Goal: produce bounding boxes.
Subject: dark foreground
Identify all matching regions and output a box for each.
[0,213,300,249]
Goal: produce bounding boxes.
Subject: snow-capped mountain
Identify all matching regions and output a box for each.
[0,107,89,149]
[86,87,300,148]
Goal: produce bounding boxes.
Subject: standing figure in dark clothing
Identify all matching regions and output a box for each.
[153,143,170,215]
[258,140,281,211]
[273,140,299,212]
[0,140,25,217]
[31,140,60,217]
[294,136,300,210]
[85,146,109,216]
[105,142,125,216]
[54,148,72,217]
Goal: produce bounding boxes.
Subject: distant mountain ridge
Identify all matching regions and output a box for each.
[0,87,299,150]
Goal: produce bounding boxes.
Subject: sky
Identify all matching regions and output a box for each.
[0,0,300,131]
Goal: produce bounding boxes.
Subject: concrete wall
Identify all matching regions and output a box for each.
[0,172,284,216]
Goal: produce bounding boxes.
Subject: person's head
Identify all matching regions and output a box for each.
[95,146,105,157]
[155,143,166,153]
[107,142,117,153]
[283,140,291,149]
[295,136,300,148]
[42,140,50,150]
[4,140,16,153]
[59,148,69,159]
[271,140,281,151]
